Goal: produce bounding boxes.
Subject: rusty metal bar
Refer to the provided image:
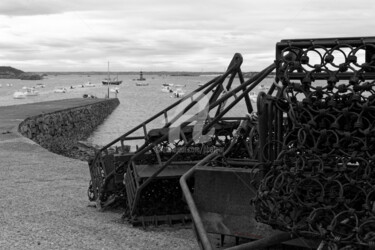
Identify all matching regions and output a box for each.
[127,65,275,200]
[225,232,295,250]
[277,36,375,49]
[237,68,253,114]
[120,136,146,140]
[180,152,221,250]
[126,56,244,165]
[203,63,276,135]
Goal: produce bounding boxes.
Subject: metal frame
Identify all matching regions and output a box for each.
[179,36,375,249]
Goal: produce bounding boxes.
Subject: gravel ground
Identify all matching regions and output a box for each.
[0,129,198,249]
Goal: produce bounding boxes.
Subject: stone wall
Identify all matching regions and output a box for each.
[18,98,119,157]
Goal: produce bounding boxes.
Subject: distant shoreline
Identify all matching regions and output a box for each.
[30,71,222,76]
[29,71,275,78]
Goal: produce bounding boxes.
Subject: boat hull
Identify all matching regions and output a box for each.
[135,82,149,86]
[102,81,122,85]
[13,92,26,99]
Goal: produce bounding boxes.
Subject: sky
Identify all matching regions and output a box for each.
[0,0,374,72]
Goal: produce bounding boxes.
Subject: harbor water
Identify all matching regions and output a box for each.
[0,73,274,147]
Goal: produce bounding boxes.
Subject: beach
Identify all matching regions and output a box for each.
[0,98,198,249]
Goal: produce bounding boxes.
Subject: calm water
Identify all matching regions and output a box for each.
[0,74,274,148]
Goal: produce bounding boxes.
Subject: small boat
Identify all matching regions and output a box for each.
[35,83,45,88]
[110,87,120,93]
[25,88,39,96]
[250,92,257,103]
[135,82,149,86]
[102,62,122,85]
[85,82,96,87]
[83,94,97,98]
[54,87,67,93]
[162,83,174,87]
[70,85,84,89]
[173,88,185,98]
[13,91,26,99]
[102,77,122,85]
[161,86,173,93]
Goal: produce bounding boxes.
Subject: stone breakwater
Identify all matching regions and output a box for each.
[18,98,119,160]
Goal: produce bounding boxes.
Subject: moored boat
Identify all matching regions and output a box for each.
[161,86,173,93]
[25,88,39,96]
[85,82,96,87]
[135,82,149,86]
[13,91,26,99]
[249,91,257,103]
[54,87,67,93]
[35,83,45,88]
[173,87,185,98]
[102,78,122,85]
[110,87,120,93]
[102,62,122,85]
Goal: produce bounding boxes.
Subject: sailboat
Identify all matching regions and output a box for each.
[102,62,122,85]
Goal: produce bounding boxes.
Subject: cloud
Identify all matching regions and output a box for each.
[0,0,374,71]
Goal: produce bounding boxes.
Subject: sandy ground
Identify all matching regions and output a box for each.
[0,99,198,249]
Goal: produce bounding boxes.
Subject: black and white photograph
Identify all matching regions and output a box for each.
[0,0,374,249]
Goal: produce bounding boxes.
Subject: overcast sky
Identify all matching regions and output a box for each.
[0,0,374,72]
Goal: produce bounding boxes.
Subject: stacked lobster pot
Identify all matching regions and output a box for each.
[254,37,375,249]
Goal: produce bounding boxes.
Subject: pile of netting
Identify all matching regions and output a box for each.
[254,43,375,249]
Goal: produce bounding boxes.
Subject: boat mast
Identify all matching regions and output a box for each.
[107,61,110,98]
[107,61,110,80]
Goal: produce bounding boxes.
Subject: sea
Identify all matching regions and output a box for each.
[0,73,274,148]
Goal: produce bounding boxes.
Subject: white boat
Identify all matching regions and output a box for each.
[54,87,67,93]
[35,83,45,88]
[25,88,39,96]
[13,91,26,99]
[110,87,119,93]
[161,86,173,93]
[85,82,96,87]
[135,82,149,86]
[173,88,185,98]
[250,92,257,103]
[73,84,85,88]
